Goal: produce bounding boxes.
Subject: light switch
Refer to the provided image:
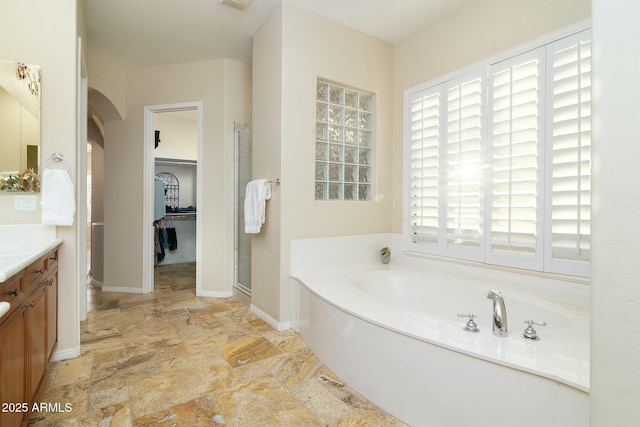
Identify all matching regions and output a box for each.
[15,195,37,211]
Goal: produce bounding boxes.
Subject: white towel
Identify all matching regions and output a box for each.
[41,168,76,226]
[244,179,271,234]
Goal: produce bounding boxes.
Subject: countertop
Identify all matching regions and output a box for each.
[0,238,63,282]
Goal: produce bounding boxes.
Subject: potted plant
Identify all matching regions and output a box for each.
[379,246,391,264]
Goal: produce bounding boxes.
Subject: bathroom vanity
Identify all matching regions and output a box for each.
[0,236,61,427]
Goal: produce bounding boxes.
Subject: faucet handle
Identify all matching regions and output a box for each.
[457,313,480,333]
[522,320,547,341]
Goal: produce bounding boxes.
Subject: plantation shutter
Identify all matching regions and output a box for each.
[487,49,544,269]
[545,31,591,276]
[405,27,591,277]
[409,89,441,247]
[444,76,484,260]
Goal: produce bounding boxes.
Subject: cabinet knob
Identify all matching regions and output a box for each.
[8,288,18,296]
[28,301,35,308]
[48,279,54,286]
[49,256,57,261]
[34,268,45,274]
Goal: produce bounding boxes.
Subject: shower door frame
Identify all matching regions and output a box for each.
[234,122,252,296]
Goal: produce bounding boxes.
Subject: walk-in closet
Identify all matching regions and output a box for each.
[153,109,198,288]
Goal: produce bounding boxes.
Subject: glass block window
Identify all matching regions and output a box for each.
[316,80,374,200]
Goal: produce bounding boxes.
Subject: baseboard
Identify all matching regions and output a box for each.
[101,286,144,294]
[197,290,233,298]
[89,277,104,288]
[50,346,81,362]
[250,304,291,331]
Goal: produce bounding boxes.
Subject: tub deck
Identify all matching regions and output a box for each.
[292,267,589,427]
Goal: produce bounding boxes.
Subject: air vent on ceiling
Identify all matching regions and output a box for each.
[218,0,251,10]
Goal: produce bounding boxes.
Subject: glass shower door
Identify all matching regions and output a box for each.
[234,123,252,294]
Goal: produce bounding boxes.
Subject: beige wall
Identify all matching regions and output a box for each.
[87,47,126,121]
[252,3,394,322]
[91,140,104,223]
[102,58,251,294]
[154,111,198,160]
[252,5,283,322]
[592,0,640,423]
[391,0,592,232]
[0,0,80,355]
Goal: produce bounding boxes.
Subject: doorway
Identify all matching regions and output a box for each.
[234,122,252,295]
[143,102,203,294]
[153,110,197,289]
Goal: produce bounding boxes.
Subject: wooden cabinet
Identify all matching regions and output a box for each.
[0,246,59,427]
[0,270,25,319]
[0,305,28,427]
[27,284,46,402]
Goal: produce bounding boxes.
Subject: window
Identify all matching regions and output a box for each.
[316,80,374,200]
[405,29,591,277]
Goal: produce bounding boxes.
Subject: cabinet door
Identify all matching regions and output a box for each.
[0,306,28,427]
[46,272,58,359]
[27,285,46,400]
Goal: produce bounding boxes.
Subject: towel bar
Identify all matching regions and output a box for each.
[44,152,70,172]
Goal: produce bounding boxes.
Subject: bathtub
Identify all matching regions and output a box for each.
[292,268,589,427]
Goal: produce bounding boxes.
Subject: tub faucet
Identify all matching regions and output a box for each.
[487,289,507,337]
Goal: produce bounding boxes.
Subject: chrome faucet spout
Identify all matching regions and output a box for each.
[487,289,508,337]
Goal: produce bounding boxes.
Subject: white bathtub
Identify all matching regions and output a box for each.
[292,268,589,427]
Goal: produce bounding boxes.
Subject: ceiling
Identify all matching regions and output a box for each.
[82,0,472,67]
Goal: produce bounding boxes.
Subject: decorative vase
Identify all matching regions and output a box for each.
[380,254,390,264]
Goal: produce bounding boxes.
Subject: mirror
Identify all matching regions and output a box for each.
[0,60,41,192]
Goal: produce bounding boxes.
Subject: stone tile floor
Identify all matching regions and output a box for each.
[28,263,406,426]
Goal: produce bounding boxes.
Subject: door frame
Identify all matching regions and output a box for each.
[77,37,88,322]
[142,101,203,294]
[233,122,252,296]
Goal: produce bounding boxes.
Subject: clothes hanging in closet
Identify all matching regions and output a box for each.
[166,226,177,251]
[158,223,169,249]
[154,221,165,263]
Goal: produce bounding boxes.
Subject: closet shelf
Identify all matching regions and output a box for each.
[165,212,196,220]
[155,157,197,167]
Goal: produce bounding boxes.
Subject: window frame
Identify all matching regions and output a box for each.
[403,21,591,278]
